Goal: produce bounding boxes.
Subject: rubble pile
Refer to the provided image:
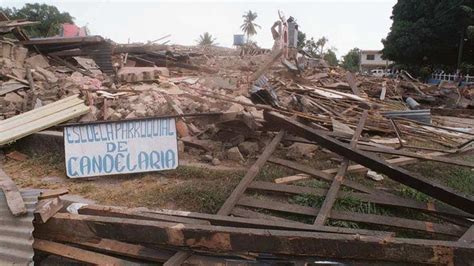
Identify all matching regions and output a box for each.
[2,38,474,161]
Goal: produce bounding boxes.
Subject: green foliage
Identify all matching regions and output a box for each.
[301,36,329,58]
[297,31,306,49]
[341,48,361,71]
[324,49,338,66]
[241,10,260,41]
[0,3,74,37]
[197,32,217,46]
[382,0,474,70]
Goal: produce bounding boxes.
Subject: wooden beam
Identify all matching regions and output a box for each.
[274,151,446,184]
[268,157,375,194]
[237,196,466,237]
[33,239,134,265]
[264,111,474,214]
[248,181,471,218]
[218,130,285,215]
[35,213,474,264]
[38,188,69,200]
[0,167,26,216]
[359,145,474,168]
[314,111,368,226]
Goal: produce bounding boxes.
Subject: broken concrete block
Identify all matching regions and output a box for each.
[212,158,221,166]
[14,46,28,67]
[366,170,384,181]
[35,67,58,83]
[228,103,245,112]
[226,147,244,162]
[287,143,318,160]
[4,92,23,103]
[238,141,259,156]
[201,154,213,162]
[25,54,50,68]
[110,112,123,120]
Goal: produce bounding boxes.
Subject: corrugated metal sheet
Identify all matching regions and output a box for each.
[0,189,39,264]
[381,109,432,124]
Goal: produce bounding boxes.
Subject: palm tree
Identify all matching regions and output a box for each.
[240,10,261,42]
[197,32,216,46]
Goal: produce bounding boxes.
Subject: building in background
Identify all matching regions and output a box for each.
[58,23,89,37]
[359,50,392,73]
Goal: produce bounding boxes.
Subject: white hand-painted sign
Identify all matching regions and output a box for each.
[64,117,178,178]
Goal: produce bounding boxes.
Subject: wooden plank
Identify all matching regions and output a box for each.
[274,152,445,184]
[0,102,89,145]
[38,188,69,200]
[218,130,285,215]
[35,235,229,265]
[0,167,26,216]
[35,213,473,264]
[265,111,474,214]
[248,181,472,218]
[268,157,375,194]
[33,239,134,265]
[237,196,465,237]
[314,111,368,226]
[34,197,64,223]
[359,145,474,168]
[345,72,360,96]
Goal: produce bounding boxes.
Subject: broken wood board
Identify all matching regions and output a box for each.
[34,197,64,224]
[0,166,26,216]
[0,95,89,146]
[33,239,135,265]
[265,111,474,214]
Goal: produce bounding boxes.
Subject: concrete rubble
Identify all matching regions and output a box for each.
[1,11,473,266]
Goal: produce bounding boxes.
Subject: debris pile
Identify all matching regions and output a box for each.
[1,12,473,265]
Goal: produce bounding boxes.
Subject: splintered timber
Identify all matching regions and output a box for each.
[64,118,179,178]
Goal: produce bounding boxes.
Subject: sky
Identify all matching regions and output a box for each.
[1,0,398,58]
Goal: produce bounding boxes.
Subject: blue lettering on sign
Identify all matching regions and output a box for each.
[65,118,178,177]
[67,149,177,177]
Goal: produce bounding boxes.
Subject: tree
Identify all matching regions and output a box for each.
[241,10,260,42]
[300,36,331,58]
[316,36,328,57]
[341,48,361,72]
[0,3,74,37]
[324,49,338,66]
[197,32,216,46]
[382,0,474,72]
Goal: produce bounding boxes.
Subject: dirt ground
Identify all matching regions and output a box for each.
[2,146,473,218]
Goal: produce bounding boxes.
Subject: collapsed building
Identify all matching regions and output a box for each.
[0,12,474,265]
